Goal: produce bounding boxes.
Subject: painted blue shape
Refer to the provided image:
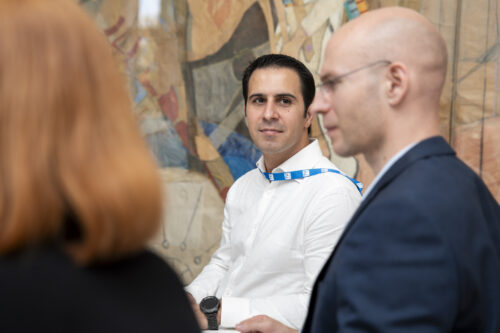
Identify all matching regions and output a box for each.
[201,121,261,180]
[160,17,169,32]
[134,79,147,104]
[143,118,188,169]
[224,156,258,180]
[344,0,360,20]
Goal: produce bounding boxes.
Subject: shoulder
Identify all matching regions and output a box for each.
[304,156,361,198]
[352,152,498,261]
[230,167,259,187]
[384,152,493,214]
[0,247,182,290]
[226,167,260,201]
[0,247,200,333]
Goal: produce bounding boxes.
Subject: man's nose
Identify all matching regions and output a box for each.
[263,101,279,120]
[309,92,330,115]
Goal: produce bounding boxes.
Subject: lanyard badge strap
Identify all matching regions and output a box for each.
[260,168,363,194]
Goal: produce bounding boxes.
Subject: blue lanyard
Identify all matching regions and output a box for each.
[259,168,363,194]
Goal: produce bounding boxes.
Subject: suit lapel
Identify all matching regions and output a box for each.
[303,137,455,330]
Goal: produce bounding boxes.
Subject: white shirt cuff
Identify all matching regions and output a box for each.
[184,285,206,304]
[220,296,250,328]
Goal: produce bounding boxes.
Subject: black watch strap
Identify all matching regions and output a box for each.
[206,312,218,330]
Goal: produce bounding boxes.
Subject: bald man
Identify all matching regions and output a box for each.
[236,7,500,333]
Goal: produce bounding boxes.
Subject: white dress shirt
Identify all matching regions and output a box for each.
[186,140,361,329]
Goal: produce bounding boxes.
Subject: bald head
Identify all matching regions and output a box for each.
[313,7,448,172]
[324,7,447,108]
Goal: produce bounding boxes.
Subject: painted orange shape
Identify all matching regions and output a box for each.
[207,0,231,29]
[356,0,368,14]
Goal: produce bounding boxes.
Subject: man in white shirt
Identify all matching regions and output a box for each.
[186,54,362,330]
[236,7,500,333]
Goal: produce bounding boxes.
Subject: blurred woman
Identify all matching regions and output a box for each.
[0,0,199,332]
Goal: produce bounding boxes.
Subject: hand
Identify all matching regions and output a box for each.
[186,292,208,330]
[217,299,222,326]
[235,315,298,333]
[186,292,196,305]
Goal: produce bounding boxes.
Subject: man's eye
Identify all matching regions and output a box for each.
[323,79,338,91]
[279,98,291,105]
[253,97,264,104]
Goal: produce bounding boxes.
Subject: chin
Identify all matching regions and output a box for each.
[257,139,280,150]
[332,143,354,158]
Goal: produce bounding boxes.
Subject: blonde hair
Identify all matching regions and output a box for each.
[0,0,163,264]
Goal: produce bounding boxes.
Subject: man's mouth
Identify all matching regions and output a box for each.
[324,125,338,134]
[259,128,283,135]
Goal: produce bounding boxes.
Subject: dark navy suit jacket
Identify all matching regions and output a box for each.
[302,136,500,332]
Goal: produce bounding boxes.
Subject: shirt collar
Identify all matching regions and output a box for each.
[361,141,418,200]
[256,139,324,182]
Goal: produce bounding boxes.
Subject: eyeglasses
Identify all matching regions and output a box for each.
[316,60,392,96]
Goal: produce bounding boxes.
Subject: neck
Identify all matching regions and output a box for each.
[364,143,407,176]
[263,153,291,173]
[263,139,310,172]
[365,120,440,176]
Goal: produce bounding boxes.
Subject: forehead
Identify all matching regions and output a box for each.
[248,67,302,95]
[320,34,358,77]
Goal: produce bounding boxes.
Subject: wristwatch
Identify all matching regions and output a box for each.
[199,296,220,330]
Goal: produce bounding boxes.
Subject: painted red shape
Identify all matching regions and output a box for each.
[127,37,141,58]
[141,80,157,97]
[175,121,193,154]
[104,16,125,36]
[219,187,229,201]
[159,86,178,121]
[111,30,129,55]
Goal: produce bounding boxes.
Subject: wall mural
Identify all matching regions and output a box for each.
[79,0,499,284]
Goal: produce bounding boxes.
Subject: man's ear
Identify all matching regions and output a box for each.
[304,108,313,129]
[385,62,409,106]
[244,107,248,125]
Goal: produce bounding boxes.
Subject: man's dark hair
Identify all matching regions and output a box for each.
[241,54,315,117]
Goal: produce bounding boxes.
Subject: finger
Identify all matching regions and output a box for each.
[235,315,270,332]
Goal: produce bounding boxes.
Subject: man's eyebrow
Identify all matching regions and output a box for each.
[248,93,297,100]
[249,93,264,99]
[275,93,297,100]
[319,73,335,82]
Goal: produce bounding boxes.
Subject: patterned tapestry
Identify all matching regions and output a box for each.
[79,0,499,284]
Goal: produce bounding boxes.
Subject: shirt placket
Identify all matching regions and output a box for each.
[223,180,277,297]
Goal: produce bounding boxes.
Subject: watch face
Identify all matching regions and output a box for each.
[200,296,220,313]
